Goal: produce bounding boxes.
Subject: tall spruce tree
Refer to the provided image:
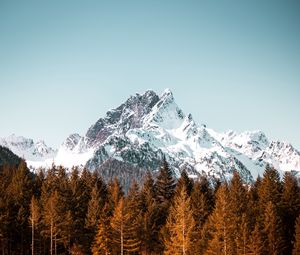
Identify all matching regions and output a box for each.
[110,197,141,255]
[69,167,91,251]
[92,205,112,255]
[163,186,195,255]
[258,165,282,213]
[29,195,40,255]
[248,223,266,255]
[175,170,193,196]
[140,171,162,255]
[190,177,214,255]
[228,171,248,255]
[264,201,285,254]
[206,183,233,255]
[155,159,176,203]
[293,215,300,255]
[281,172,300,254]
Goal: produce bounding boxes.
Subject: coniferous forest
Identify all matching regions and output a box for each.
[0,159,300,255]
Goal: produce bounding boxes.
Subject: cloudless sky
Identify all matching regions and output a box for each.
[0,0,299,149]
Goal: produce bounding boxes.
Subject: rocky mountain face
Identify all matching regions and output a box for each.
[2,89,300,183]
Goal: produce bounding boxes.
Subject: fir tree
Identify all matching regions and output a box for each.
[190,177,214,255]
[248,223,266,255]
[29,195,40,255]
[206,183,233,255]
[175,170,193,196]
[281,172,300,254]
[110,197,141,255]
[264,201,285,254]
[92,206,112,255]
[163,186,195,255]
[258,165,282,212]
[293,215,300,255]
[229,171,248,254]
[155,159,176,204]
[140,171,162,255]
[107,177,124,214]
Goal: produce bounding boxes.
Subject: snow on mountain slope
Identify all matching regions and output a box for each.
[4,89,300,182]
[0,134,56,162]
[260,141,300,173]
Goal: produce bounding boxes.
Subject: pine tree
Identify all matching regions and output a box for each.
[190,177,214,255]
[86,185,106,232]
[42,191,60,255]
[236,213,250,255]
[281,172,300,254]
[264,201,285,254]
[175,170,193,196]
[163,186,195,255]
[258,165,282,213]
[140,171,162,255]
[155,159,176,203]
[124,181,142,254]
[293,215,300,255]
[206,183,233,255]
[110,198,127,255]
[92,207,112,255]
[7,160,33,253]
[107,177,124,214]
[69,167,91,251]
[29,195,40,255]
[248,223,266,255]
[229,171,248,255]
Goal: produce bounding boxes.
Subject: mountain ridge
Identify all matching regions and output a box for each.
[1,89,299,182]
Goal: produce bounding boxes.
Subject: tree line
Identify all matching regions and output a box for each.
[0,159,300,255]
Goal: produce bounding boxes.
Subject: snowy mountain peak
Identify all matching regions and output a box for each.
[0,134,56,161]
[61,133,83,151]
[160,88,173,99]
[144,89,185,130]
[5,89,300,183]
[85,90,160,147]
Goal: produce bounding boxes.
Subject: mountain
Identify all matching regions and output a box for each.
[0,134,56,162]
[0,146,22,167]
[4,89,300,182]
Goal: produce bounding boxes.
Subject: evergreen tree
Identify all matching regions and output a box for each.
[92,206,112,255]
[69,167,91,251]
[29,195,40,255]
[248,223,266,255]
[264,201,285,254]
[190,177,214,255]
[107,177,124,214]
[155,159,176,203]
[86,183,107,234]
[281,172,300,254]
[258,165,282,213]
[42,190,60,255]
[7,160,33,253]
[206,183,233,255]
[236,213,250,255]
[140,171,162,255]
[228,171,248,255]
[110,197,141,255]
[163,186,195,255]
[293,215,300,255]
[175,170,193,196]
[124,180,142,254]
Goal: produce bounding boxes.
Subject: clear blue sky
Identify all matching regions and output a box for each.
[0,0,299,149]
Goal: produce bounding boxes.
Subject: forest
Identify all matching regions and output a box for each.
[0,158,300,255]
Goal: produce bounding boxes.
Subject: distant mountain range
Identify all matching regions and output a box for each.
[1,89,299,182]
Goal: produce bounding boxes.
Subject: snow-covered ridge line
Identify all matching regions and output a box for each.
[0,134,56,162]
[2,89,300,182]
